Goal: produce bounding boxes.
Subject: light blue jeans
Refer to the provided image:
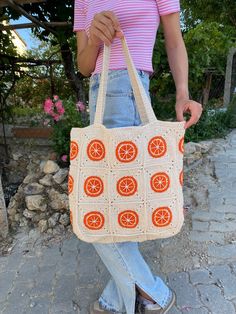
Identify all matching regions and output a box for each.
[88,69,171,314]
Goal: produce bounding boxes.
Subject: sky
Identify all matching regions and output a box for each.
[10,16,41,50]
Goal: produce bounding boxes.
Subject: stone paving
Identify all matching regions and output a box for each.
[0,130,236,314]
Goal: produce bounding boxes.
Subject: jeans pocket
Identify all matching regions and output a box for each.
[103,94,136,128]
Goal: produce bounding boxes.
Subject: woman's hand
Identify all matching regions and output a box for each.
[89,10,123,47]
[175,98,203,129]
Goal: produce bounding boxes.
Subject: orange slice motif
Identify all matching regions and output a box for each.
[84,211,105,230]
[148,136,167,158]
[179,170,184,186]
[178,137,184,154]
[68,175,74,194]
[70,141,79,160]
[118,210,139,228]
[116,141,138,163]
[84,176,104,197]
[87,139,105,161]
[150,172,170,193]
[152,207,172,227]
[117,176,137,196]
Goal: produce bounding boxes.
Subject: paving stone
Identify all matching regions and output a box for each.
[181,308,209,314]
[208,264,236,300]
[4,253,23,271]
[53,274,78,303]
[50,300,76,313]
[55,253,78,275]
[232,262,236,274]
[0,271,16,303]
[61,235,79,252]
[0,256,8,273]
[26,296,51,314]
[192,221,209,231]
[167,272,202,309]
[213,205,236,213]
[224,197,236,206]
[208,244,236,260]
[168,306,182,314]
[30,265,55,296]
[189,231,224,244]
[189,268,212,285]
[39,246,62,267]
[17,257,39,282]
[197,284,235,314]
[192,211,225,222]
[3,281,33,313]
[209,221,236,232]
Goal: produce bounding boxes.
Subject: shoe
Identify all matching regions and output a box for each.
[135,289,176,314]
[90,300,116,314]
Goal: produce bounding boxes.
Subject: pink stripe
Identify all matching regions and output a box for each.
[73,0,180,75]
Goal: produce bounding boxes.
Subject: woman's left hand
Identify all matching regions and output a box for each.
[175,98,203,129]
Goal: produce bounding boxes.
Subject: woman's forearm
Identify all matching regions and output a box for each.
[77,38,100,77]
[165,38,189,100]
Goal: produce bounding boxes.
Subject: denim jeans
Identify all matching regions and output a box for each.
[88,69,171,313]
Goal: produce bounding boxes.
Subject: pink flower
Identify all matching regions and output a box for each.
[53,95,59,101]
[52,113,61,121]
[61,155,68,162]
[76,101,86,112]
[55,100,65,115]
[44,98,53,114]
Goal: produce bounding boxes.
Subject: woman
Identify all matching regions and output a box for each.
[73,1,202,313]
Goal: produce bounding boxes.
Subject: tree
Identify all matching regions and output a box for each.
[181,0,236,30]
[3,1,86,102]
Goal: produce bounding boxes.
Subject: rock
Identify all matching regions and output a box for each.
[53,168,68,184]
[25,195,47,212]
[194,141,214,154]
[43,160,60,174]
[59,213,70,226]
[19,217,28,227]
[48,213,60,228]
[24,183,44,195]
[61,182,68,192]
[28,229,41,240]
[23,173,39,184]
[23,208,36,219]
[31,214,42,224]
[39,174,53,186]
[14,213,21,222]
[7,207,17,216]
[12,152,23,161]
[53,224,65,235]
[184,142,197,155]
[38,219,48,232]
[48,189,69,211]
[39,160,46,172]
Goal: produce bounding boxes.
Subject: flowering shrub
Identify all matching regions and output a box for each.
[43,95,88,164]
[43,95,65,122]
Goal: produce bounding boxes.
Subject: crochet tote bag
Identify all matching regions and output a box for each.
[68,35,185,243]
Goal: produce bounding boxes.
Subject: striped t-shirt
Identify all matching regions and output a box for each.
[73,0,180,75]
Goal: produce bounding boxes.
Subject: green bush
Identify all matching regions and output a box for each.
[49,97,88,162]
[225,94,236,128]
[151,94,232,142]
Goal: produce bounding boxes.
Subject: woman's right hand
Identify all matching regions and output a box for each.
[88,11,123,47]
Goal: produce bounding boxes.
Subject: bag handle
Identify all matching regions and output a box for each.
[93,35,157,126]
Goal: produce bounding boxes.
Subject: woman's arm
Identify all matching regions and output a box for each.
[161,12,202,128]
[76,31,100,77]
[76,11,123,77]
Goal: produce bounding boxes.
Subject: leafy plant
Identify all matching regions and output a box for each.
[43,96,88,163]
[225,93,236,128]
